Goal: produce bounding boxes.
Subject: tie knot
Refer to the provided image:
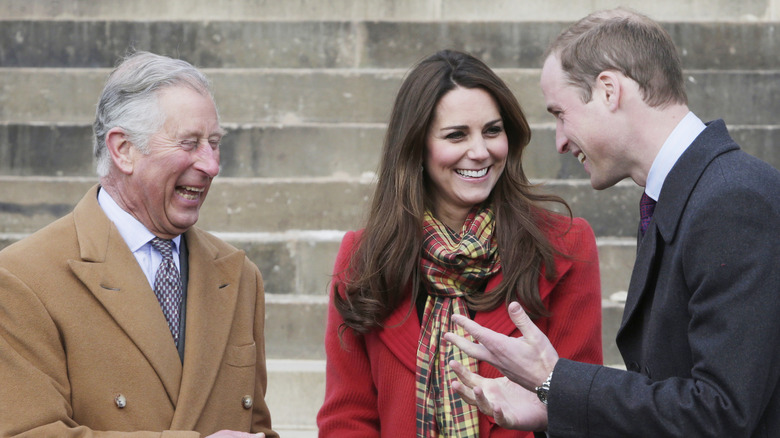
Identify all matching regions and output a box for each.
[150,237,174,259]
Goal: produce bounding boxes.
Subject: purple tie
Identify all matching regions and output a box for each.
[150,237,182,346]
[640,192,657,236]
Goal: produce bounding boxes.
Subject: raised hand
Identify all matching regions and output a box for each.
[443,301,559,391]
[449,359,548,431]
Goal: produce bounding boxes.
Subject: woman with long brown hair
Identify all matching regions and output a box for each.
[316,49,602,437]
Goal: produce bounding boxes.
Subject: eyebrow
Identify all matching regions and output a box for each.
[439,118,503,131]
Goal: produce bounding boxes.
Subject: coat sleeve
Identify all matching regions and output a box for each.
[548,178,780,436]
[316,231,382,437]
[544,217,603,365]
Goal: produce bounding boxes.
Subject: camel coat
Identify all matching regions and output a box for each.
[0,185,277,437]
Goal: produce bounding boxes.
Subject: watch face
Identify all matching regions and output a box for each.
[537,387,549,405]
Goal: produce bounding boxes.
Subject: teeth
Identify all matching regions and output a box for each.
[577,154,586,164]
[456,168,488,178]
[178,186,204,200]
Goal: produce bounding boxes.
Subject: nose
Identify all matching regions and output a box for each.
[467,136,490,161]
[194,142,220,178]
[555,120,569,154]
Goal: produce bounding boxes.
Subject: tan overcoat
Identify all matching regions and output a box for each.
[0,185,277,437]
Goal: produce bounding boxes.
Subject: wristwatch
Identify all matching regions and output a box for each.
[535,370,553,405]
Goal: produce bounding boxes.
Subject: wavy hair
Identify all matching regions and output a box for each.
[335,50,572,334]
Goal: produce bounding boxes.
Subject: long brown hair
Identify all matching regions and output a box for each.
[335,49,571,334]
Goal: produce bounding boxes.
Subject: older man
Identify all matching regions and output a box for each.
[446,8,780,437]
[0,51,277,438]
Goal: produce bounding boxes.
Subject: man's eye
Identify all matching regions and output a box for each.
[181,141,198,150]
[208,139,221,149]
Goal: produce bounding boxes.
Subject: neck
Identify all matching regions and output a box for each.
[630,103,690,187]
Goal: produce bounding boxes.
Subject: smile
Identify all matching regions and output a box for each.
[177,185,205,200]
[455,167,489,178]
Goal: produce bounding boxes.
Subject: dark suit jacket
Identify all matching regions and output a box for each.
[547,120,780,437]
[0,185,278,437]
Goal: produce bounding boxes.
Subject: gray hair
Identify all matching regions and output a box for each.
[93,51,218,176]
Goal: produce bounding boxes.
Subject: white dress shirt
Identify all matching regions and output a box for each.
[644,111,706,201]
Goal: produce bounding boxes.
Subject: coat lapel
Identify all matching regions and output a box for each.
[69,185,183,404]
[171,228,244,429]
[618,120,739,339]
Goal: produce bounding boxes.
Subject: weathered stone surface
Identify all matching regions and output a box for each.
[0,21,357,68]
[2,124,777,179]
[2,0,776,21]
[0,177,644,236]
[3,70,779,126]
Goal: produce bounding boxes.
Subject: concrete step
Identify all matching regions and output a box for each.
[3,20,779,70]
[2,69,779,127]
[0,176,645,237]
[2,123,778,180]
[2,0,777,21]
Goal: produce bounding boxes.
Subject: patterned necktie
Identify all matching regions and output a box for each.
[149,237,183,346]
[640,192,657,235]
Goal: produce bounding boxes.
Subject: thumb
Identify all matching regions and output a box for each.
[507,302,537,338]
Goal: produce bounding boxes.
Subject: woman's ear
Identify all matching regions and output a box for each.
[105,127,134,175]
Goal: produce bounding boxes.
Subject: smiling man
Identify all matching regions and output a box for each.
[0,51,277,438]
[446,8,780,437]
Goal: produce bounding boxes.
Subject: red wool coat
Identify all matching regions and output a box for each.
[317,217,603,437]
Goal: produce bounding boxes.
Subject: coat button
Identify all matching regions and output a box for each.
[115,394,127,409]
[242,395,253,409]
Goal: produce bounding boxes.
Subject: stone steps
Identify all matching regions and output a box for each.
[2,123,778,178]
[1,0,778,22]
[2,1,780,433]
[3,68,780,125]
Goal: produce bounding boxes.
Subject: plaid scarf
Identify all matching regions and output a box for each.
[415,206,501,437]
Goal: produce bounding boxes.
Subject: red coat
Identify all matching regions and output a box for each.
[317,217,603,437]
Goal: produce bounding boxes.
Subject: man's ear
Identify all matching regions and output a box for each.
[596,70,622,112]
[105,127,134,175]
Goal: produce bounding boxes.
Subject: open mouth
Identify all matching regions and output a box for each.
[455,167,489,178]
[177,185,204,201]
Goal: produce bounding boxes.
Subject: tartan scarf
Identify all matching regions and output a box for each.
[415,206,501,437]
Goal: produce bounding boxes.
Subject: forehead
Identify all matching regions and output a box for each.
[432,87,500,122]
[156,85,221,134]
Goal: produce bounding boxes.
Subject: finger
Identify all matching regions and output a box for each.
[472,385,496,417]
[443,331,491,362]
[449,359,482,388]
[507,301,543,340]
[451,378,477,405]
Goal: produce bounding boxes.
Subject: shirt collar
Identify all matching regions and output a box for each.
[97,187,181,252]
[645,111,706,201]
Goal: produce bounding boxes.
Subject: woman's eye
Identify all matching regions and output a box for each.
[445,131,465,140]
[485,125,503,136]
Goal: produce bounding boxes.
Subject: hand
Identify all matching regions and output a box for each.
[450,359,548,431]
[206,431,265,438]
[443,301,559,391]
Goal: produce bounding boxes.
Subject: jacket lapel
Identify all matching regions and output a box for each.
[171,228,244,429]
[618,120,739,338]
[69,185,183,404]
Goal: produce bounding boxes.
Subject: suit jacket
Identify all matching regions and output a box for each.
[317,216,603,437]
[549,120,780,437]
[0,185,278,437]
